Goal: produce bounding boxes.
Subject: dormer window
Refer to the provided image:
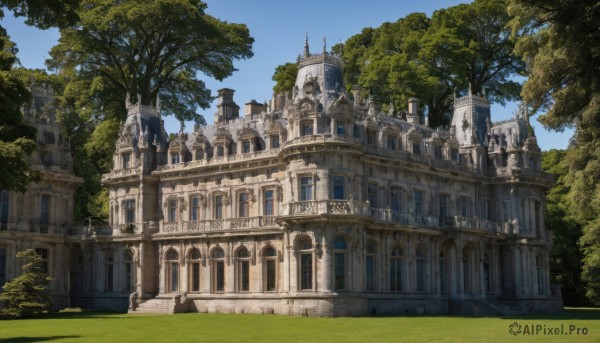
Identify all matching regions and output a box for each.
[122,153,131,169]
[270,135,280,149]
[387,136,396,150]
[242,140,251,154]
[302,123,313,136]
[412,142,421,155]
[216,145,224,157]
[171,153,180,165]
[336,123,345,135]
[433,145,443,159]
[43,132,55,144]
[195,149,204,160]
[450,148,459,162]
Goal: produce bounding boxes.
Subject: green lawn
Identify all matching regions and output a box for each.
[0,308,598,343]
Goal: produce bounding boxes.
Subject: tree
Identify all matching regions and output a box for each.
[272,62,298,95]
[508,0,600,305]
[0,249,52,318]
[542,150,589,306]
[0,0,80,29]
[46,0,254,221]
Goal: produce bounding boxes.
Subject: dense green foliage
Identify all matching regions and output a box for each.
[271,62,298,95]
[542,150,589,306]
[509,0,600,305]
[0,308,599,342]
[44,0,254,220]
[0,249,52,318]
[273,0,524,128]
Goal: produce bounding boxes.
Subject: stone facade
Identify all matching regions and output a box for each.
[0,42,563,316]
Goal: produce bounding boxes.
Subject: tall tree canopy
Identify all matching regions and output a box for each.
[45,0,253,220]
[275,0,524,128]
[48,0,254,123]
[508,0,600,305]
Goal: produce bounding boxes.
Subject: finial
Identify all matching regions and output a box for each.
[323,36,327,54]
[304,32,310,57]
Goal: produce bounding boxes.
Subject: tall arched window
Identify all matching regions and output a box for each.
[297,237,314,291]
[263,246,277,292]
[211,248,225,293]
[189,248,201,293]
[333,237,347,291]
[124,250,135,293]
[165,249,179,292]
[484,252,491,294]
[390,248,403,292]
[365,242,376,291]
[416,246,427,292]
[237,247,250,292]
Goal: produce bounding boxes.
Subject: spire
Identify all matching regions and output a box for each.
[323,36,327,54]
[304,33,310,57]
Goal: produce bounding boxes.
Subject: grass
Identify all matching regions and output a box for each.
[0,308,598,343]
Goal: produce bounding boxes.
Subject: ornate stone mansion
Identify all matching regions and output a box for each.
[0,41,562,316]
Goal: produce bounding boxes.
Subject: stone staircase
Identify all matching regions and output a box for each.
[449,299,516,316]
[129,294,188,314]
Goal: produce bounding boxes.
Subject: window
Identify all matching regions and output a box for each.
[0,248,6,289]
[270,135,280,149]
[412,142,421,154]
[537,254,546,295]
[367,183,378,208]
[300,176,313,201]
[238,193,249,217]
[365,242,376,291]
[242,140,251,154]
[195,149,204,160]
[336,123,345,135]
[434,145,443,159]
[191,197,201,221]
[212,248,225,292]
[41,151,53,167]
[390,188,401,213]
[237,248,250,292]
[302,123,313,136]
[189,249,201,292]
[414,191,423,214]
[333,176,345,200]
[439,194,449,219]
[298,238,313,290]
[416,246,426,292]
[484,253,490,294]
[43,132,55,144]
[333,237,347,290]
[264,190,274,216]
[124,250,135,292]
[216,145,224,157]
[124,199,135,224]
[439,250,447,294]
[0,191,8,226]
[458,197,469,217]
[171,153,180,165]
[387,136,396,150]
[390,248,403,292]
[165,250,179,292]
[40,194,50,226]
[214,195,223,220]
[450,148,459,162]
[122,153,131,169]
[367,130,376,146]
[353,124,360,138]
[168,198,177,222]
[104,252,114,292]
[35,248,49,273]
[264,247,277,292]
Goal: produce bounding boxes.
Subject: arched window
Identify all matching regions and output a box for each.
[333,237,347,290]
[416,246,427,292]
[390,248,403,292]
[302,122,313,136]
[365,242,376,291]
[238,193,249,218]
[237,247,250,292]
[484,252,491,294]
[165,250,179,292]
[263,246,277,292]
[211,248,225,293]
[297,237,314,291]
[189,248,201,293]
[124,250,135,293]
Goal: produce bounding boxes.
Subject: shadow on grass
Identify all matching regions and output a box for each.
[0,336,80,342]
[33,309,127,320]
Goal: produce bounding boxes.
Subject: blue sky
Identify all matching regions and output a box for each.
[2,0,573,151]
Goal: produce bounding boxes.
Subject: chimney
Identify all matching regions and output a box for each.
[215,88,239,123]
[407,97,419,125]
[245,99,266,116]
[351,85,363,107]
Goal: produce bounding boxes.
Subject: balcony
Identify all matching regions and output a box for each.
[155,149,280,172]
[440,216,513,235]
[159,216,279,233]
[281,134,363,150]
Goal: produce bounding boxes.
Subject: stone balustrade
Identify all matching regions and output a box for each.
[155,149,280,172]
[440,216,513,235]
[160,216,279,233]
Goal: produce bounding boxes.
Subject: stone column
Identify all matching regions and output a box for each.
[321,241,332,292]
[283,229,291,292]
